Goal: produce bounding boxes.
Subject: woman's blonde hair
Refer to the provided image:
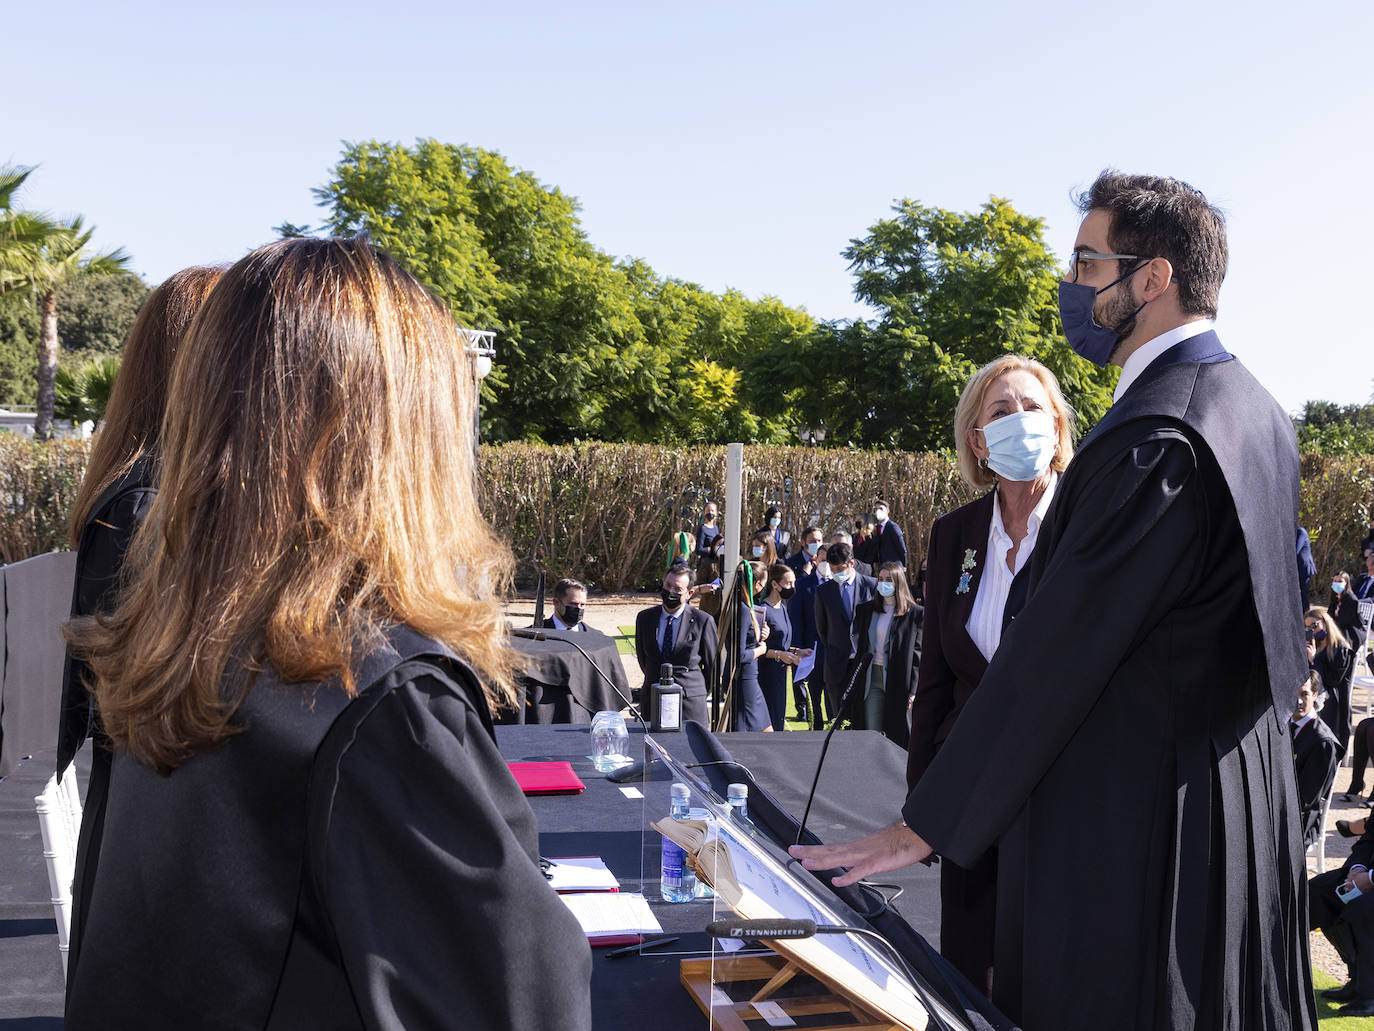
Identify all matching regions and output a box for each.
[1307,605,1349,656]
[953,354,1076,490]
[65,237,515,774]
[68,266,224,544]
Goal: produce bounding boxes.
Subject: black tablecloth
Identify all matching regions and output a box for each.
[0,727,940,1028]
[507,628,631,724]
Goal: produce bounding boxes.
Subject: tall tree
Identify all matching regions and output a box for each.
[25,218,129,438]
[759,197,1119,450]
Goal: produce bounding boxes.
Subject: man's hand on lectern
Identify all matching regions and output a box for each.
[788,820,933,887]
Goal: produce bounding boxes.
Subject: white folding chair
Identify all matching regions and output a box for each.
[34,767,83,979]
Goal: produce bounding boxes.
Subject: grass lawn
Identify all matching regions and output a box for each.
[1310,963,1369,1026]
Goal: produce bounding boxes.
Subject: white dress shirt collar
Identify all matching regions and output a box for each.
[1291,709,1319,734]
[551,612,582,631]
[1113,318,1215,403]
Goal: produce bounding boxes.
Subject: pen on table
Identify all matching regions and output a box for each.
[606,936,681,958]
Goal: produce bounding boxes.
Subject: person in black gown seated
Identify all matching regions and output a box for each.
[62,238,592,1029]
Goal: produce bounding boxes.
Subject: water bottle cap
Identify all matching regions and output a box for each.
[727,783,748,801]
[670,782,690,799]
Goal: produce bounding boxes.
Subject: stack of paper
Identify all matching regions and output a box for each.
[559,892,663,946]
[545,856,620,893]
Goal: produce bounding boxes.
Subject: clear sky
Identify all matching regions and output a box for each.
[7,0,1371,415]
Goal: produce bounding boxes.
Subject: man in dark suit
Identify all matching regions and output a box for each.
[793,172,1316,1029]
[541,577,589,632]
[830,531,872,577]
[1293,670,1340,848]
[634,561,718,726]
[871,500,907,568]
[812,541,875,718]
[1311,819,1374,1013]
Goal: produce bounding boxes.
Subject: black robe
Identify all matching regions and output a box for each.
[65,627,592,1030]
[904,333,1315,1031]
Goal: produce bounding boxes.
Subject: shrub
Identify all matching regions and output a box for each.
[0,435,89,564]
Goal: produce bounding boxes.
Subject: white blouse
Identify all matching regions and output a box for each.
[965,475,1058,662]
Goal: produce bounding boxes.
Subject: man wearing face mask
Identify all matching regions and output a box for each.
[813,541,876,722]
[792,172,1315,1030]
[542,578,589,632]
[787,526,827,727]
[870,500,907,568]
[634,562,719,726]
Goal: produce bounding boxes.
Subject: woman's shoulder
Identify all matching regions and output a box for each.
[929,492,995,547]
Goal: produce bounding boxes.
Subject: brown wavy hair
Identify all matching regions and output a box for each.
[65,238,515,773]
[67,266,224,543]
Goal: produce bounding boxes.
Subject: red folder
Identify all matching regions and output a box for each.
[508,761,586,795]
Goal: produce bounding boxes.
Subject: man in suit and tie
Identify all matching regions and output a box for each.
[787,526,827,726]
[830,530,872,577]
[542,577,589,632]
[813,540,876,719]
[872,500,907,568]
[635,561,719,726]
[1293,670,1340,848]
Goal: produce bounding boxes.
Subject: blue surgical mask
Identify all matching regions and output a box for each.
[831,568,852,584]
[1333,581,1346,594]
[769,517,780,528]
[876,581,895,598]
[1056,262,1150,366]
[978,410,1057,483]
[751,545,765,558]
[806,542,821,556]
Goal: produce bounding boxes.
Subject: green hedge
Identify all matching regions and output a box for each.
[5,438,1372,592]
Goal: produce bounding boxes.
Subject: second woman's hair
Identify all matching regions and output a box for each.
[876,561,916,618]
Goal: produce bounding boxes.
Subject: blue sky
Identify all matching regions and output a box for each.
[7,0,1371,415]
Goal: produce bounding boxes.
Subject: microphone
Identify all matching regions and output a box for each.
[796,653,872,846]
[706,918,820,939]
[510,627,546,641]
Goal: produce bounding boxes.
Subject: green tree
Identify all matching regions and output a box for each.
[0,291,39,405]
[57,272,148,363]
[304,140,818,445]
[55,354,121,425]
[762,198,1119,450]
[24,218,129,438]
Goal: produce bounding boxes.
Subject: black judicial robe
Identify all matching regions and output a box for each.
[904,332,1315,1031]
[65,626,592,1031]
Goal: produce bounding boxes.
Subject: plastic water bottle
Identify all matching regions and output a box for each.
[728,783,750,824]
[660,783,697,903]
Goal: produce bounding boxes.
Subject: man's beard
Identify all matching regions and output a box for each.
[1094,281,1141,363]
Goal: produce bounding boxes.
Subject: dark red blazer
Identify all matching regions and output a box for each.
[906,491,996,791]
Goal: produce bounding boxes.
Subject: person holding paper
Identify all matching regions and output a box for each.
[63,239,592,1030]
[792,172,1315,1031]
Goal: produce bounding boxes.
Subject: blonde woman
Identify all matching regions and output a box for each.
[906,353,1074,995]
[63,239,592,1029]
[1308,604,1356,756]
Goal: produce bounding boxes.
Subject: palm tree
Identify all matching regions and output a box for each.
[0,165,56,297]
[26,218,129,438]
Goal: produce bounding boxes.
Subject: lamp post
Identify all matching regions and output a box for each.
[463,329,497,450]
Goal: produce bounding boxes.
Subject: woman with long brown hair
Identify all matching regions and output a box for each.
[852,561,923,744]
[63,238,591,1029]
[56,265,223,983]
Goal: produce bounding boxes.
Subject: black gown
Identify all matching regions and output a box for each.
[65,630,593,1030]
[904,338,1314,1031]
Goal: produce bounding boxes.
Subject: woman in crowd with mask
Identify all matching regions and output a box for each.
[758,561,807,731]
[728,559,774,731]
[853,562,923,745]
[62,238,592,1029]
[756,506,790,559]
[1309,604,1356,757]
[694,502,721,566]
[907,354,1075,997]
[747,529,778,568]
[1329,570,1367,657]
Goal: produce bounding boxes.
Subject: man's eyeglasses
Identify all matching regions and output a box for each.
[1067,250,1146,283]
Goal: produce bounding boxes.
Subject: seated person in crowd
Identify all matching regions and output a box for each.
[1310,819,1374,1015]
[543,578,589,631]
[1344,716,1374,806]
[1292,670,1340,848]
[635,561,719,724]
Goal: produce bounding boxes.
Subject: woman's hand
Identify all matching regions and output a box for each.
[759,622,771,641]
[1306,639,1317,663]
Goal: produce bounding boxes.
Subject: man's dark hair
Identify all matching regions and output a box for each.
[765,505,782,520]
[553,577,585,601]
[664,560,695,587]
[802,525,822,538]
[1075,170,1228,318]
[826,541,853,566]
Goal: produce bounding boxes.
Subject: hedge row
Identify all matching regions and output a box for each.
[3,436,1372,592]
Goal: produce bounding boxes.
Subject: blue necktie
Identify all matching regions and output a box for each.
[843,581,853,619]
[661,615,676,659]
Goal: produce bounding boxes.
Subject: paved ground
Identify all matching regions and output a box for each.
[505,590,1363,984]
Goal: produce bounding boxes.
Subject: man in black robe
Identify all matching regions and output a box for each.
[792,172,1315,1030]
